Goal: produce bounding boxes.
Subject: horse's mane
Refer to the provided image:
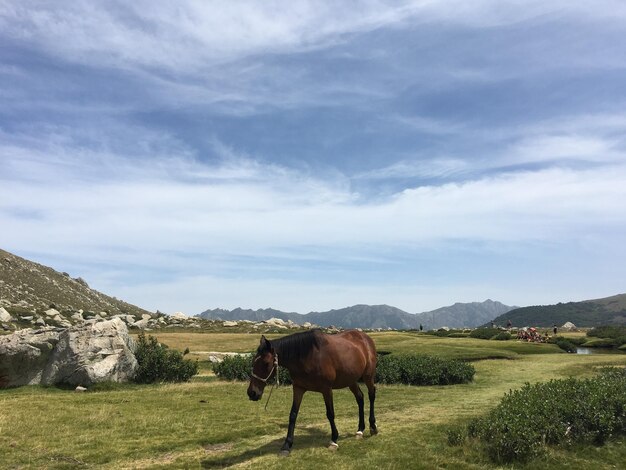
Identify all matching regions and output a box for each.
[271,329,321,364]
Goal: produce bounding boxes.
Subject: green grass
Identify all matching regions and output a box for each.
[1,333,624,469]
[369,331,561,359]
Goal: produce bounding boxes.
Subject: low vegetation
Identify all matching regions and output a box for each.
[213,354,292,384]
[451,368,626,464]
[586,325,626,349]
[469,327,503,340]
[134,333,199,383]
[375,354,475,385]
[1,331,624,469]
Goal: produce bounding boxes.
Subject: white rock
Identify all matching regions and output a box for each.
[0,307,12,322]
[0,318,138,388]
[302,322,312,329]
[45,308,60,317]
[71,311,84,322]
[75,386,87,392]
[223,321,238,327]
[141,314,152,321]
[131,318,150,329]
[171,312,187,320]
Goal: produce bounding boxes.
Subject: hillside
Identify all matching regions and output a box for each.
[0,248,152,327]
[490,294,626,327]
[198,300,516,330]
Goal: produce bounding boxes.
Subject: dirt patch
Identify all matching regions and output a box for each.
[203,442,234,453]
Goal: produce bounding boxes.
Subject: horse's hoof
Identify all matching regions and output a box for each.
[370,428,379,436]
[328,442,339,451]
[355,431,364,439]
[278,450,291,457]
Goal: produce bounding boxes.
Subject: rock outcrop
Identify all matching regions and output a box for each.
[0,318,137,388]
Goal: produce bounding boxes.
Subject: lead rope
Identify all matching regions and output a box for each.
[264,353,279,411]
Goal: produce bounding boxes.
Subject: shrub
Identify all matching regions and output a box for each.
[456,368,626,463]
[213,354,291,385]
[493,332,511,341]
[469,328,501,340]
[554,338,577,353]
[447,428,465,446]
[426,329,466,337]
[587,325,626,340]
[375,354,475,385]
[133,333,198,383]
[447,332,470,338]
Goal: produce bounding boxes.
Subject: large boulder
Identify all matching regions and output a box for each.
[0,318,137,388]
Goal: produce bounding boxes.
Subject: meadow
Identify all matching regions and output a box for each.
[1,331,625,469]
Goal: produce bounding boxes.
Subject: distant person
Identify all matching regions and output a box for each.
[491,321,496,328]
[507,319,512,329]
[419,324,423,332]
[553,324,557,335]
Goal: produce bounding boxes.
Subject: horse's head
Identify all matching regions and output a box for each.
[247,335,277,401]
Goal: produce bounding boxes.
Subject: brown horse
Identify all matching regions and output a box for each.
[247,329,378,455]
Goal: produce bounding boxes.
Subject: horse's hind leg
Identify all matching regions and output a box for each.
[364,376,378,435]
[349,383,365,438]
[322,388,339,449]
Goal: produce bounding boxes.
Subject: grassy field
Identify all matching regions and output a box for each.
[1,332,625,469]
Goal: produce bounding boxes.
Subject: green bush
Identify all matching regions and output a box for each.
[457,368,626,463]
[587,325,626,341]
[554,338,577,353]
[375,354,475,385]
[493,332,511,341]
[425,329,467,337]
[469,328,501,340]
[133,333,198,383]
[213,354,291,385]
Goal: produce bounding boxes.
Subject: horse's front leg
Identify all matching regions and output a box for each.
[322,388,339,450]
[280,385,305,456]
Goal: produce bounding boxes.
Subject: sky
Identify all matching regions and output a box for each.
[1,1,626,315]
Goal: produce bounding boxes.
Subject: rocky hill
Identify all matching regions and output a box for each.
[490,294,626,327]
[0,248,150,318]
[198,300,516,330]
[0,248,160,330]
[0,248,320,334]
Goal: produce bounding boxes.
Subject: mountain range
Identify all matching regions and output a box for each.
[197,300,516,330]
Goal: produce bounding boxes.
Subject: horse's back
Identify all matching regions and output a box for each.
[323,330,377,387]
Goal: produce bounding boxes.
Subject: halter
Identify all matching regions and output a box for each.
[251,353,279,386]
[251,353,280,411]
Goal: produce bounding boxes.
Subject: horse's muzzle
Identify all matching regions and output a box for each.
[247,389,261,401]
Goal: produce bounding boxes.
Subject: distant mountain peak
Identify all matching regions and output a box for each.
[197,300,517,330]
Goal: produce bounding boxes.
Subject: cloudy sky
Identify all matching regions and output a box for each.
[1,1,625,315]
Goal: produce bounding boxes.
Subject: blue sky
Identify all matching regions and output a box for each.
[1,1,626,315]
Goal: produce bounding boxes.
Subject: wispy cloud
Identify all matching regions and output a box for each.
[2,2,626,312]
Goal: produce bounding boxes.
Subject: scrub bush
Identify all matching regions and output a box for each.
[456,368,626,463]
[469,328,501,340]
[493,332,512,341]
[213,354,291,384]
[134,333,198,383]
[375,354,475,385]
[554,338,576,353]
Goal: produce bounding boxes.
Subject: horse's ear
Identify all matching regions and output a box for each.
[260,335,270,351]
